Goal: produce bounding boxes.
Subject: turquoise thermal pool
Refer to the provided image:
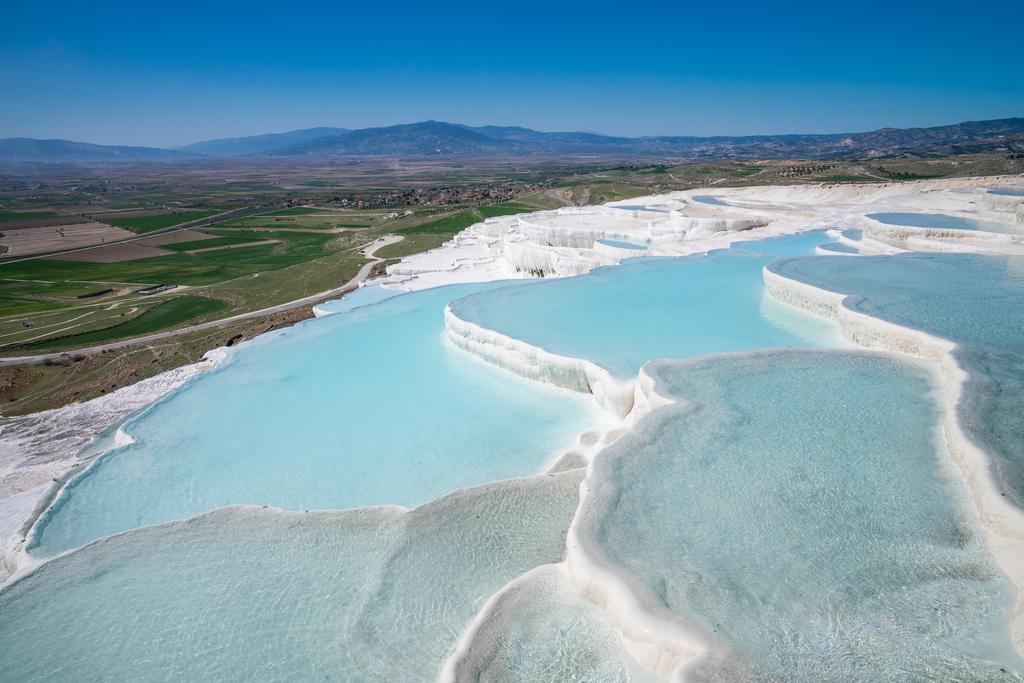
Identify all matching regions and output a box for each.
[27,282,603,558]
[596,238,649,250]
[443,564,659,682]
[576,350,1021,679]
[0,472,585,682]
[612,204,671,212]
[692,196,732,206]
[449,232,849,380]
[768,252,1024,508]
[4,216,1024,682]
[817,242,859,254]
[730,229,835,257]
[313,283,402,314]
[867,212,1019,235]
[768,253,1024,354]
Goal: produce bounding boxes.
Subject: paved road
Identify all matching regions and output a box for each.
[359,234,403,258]
[849,166,891,181]
[0,258,387,367]
[546,188,575,207]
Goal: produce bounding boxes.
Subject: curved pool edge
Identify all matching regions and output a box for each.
[763,259,1024,653]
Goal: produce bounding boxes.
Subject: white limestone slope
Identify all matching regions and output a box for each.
[444,304,638,419]
[438,176,1024,679]
[371,175,1024,291]
[4,176,1024,677]
[1,349,229,581]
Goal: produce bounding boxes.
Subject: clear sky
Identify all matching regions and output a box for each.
[3,0,1022,148]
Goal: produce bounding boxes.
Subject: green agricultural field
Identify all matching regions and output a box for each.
[211,216,338,230]
[206,250,364,312]
[0,297,148,346]
[107,210,224,233]
[161,236,268,252]
[0,293,71,317]
[204,230,334,249]
[0,281,117,317]
[0,298,70,318]
[729,163,760,177]
[0,211,60,222]
[31,295,232,349]
[373,234,451,259]
[586,183,652,204]
[477,203,535,218]
[395,212,483,235]
[1,231,339,288]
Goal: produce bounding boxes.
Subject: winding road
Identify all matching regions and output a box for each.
[0,240,404,367]
[849,166,891,181]
[546,188,575,207]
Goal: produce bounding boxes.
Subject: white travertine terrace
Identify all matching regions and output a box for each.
[763,265,1024,652]
[4,174,1024,679]
[444,304,638,419]
[1,348,229,581]
[862,215,1024,245]
[437,175,1024,678]
[373,175,1024,291]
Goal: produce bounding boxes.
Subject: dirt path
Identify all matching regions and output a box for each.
[849,166,891,181]
[208,226,346,234]
[184,240,279,254]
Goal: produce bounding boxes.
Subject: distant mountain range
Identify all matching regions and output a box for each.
[172,127,350,156]
[2,118,1022,162]
[0,138,187,162]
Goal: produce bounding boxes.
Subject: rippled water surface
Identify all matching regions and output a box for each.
[581,350,1021,680]
[452,233,849,379]
[30,282,603,557]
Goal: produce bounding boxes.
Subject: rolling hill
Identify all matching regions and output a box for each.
[173,127,351,156]
[3,118,1022,162]
[0,138,187,162]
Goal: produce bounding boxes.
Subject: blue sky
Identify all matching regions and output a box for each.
[3,0,1022,147]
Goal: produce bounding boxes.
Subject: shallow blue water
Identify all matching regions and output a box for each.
[988,187,1024,197]
[769,253,1024,354]
[446,564,660,682]
[817,242,859,254]
[313,283,402,315]
[731,230,833,257]
[451,237,848,380]
[869,212,1017,234]
[30,282,603,557]
[582,350,1021,680]
[692,196,731,206]
[1,472,585,683]
[612,205,670,212]
[4,222,1022,682]
[768,252,1024,510]
[597,238,648,250]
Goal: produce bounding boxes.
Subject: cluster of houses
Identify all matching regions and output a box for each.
[321,182,550,210]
